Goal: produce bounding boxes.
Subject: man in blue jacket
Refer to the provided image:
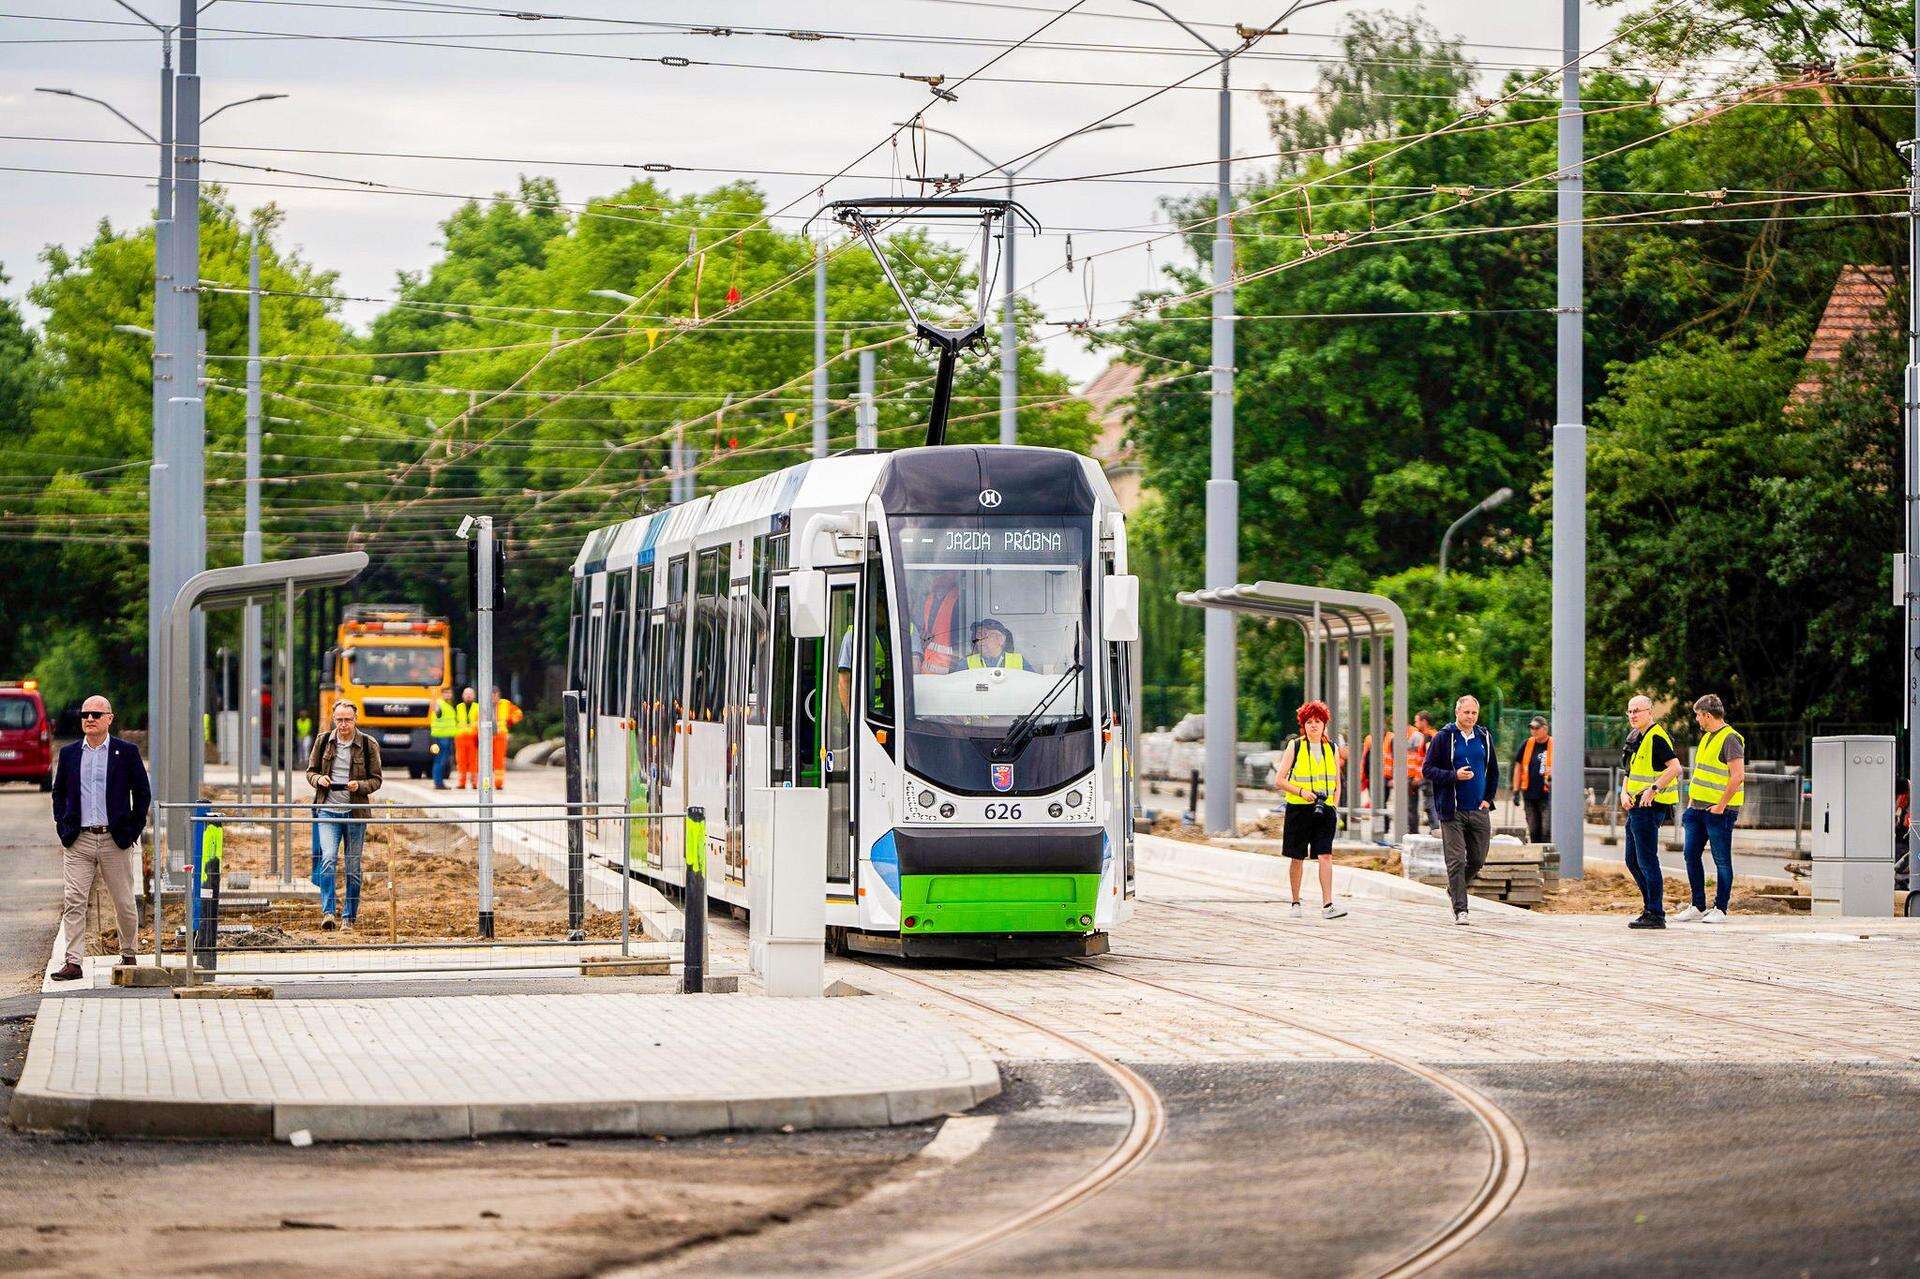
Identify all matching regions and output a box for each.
[1422,694,1499,925]
[49,694,151,979]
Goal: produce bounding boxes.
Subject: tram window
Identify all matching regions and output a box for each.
[628,566,653,721]
[567,577,588,693]
[604,571,630,716]
[769,588,794,784]
[664,556,689,771]
[864,554,894,730]
[692,547,730,722]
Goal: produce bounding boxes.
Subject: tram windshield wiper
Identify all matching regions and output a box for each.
[989,662,1084,762]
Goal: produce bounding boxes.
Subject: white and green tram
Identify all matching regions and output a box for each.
[567,444,1142,959]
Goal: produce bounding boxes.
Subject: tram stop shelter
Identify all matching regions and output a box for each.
[1179,582,1409,842]
[157,553,370,882]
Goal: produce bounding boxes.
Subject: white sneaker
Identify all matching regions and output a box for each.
[1672,905,1704,923]
[1455,911,1470,926]
[1700,907,1727,923]
[1290,901,1303,919]
[1322,902,1347,920]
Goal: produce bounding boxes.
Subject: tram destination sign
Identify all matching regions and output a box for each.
[903,521,1084,564]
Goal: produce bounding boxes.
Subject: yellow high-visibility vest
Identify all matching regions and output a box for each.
[454,702,479,736]
[1624,724,1681,804]
[1688,724,1745,807]
[965,652,1026,670]
[429,699,457,738]
[1285,736,1339,806]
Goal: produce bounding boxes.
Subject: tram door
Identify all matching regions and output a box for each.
[584,596,604,840]
[822,578,857,890]
[769,575,855,892]
[642,612,666,870]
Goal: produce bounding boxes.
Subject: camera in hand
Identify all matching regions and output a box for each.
[1311,791,1327,817]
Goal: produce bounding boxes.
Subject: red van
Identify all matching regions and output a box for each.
[0,681,53,791]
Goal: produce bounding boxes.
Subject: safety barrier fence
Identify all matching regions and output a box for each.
[147,799,697,984]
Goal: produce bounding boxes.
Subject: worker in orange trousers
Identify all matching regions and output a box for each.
[454,686,479,788]
[491,686,522,790]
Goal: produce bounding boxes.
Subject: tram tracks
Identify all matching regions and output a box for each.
[1065,955,1529,1279]
[849,962,1167,1279]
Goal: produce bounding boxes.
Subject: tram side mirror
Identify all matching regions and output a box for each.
[790,569,828,639]
[1103,574,1141,643]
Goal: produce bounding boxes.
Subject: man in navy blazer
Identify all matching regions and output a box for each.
[49,694,150,980]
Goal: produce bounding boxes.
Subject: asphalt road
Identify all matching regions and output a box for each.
[0,781,60,999]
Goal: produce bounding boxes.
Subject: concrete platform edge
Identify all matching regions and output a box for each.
[6,998,1004,1145]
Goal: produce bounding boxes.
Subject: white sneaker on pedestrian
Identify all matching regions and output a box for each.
[1290,901,1303,920]
[1454,911,1470,926]
[1671,905,1704,923]
[1322,902,1347,920]
[1700,907,1727,923]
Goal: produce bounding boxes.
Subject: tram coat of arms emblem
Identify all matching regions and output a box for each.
[990,763,1014,792]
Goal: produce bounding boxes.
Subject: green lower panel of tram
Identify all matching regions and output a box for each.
[896,872,1103,935]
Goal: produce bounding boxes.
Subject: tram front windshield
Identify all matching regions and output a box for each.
[891,516,1090,733]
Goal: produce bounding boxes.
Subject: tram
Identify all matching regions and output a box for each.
[567,444,1141,959]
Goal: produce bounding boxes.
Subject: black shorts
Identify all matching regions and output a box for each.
[1282,803,1337,859]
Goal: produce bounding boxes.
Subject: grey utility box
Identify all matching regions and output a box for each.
[1809,735,1896,917]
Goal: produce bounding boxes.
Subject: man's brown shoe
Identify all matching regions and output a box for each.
[50,963,83,981]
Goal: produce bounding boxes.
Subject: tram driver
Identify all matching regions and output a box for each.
[965,619,1026,670]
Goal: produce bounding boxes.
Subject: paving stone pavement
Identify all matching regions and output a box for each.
[8,992,1000,1142]
[830,853,1920,1068]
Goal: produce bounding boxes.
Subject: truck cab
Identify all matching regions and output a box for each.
[321,605,454,779]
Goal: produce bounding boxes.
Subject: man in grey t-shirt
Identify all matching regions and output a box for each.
[1676,693,1745,922]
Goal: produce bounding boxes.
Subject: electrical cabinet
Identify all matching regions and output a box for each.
[1809,735,1895,918]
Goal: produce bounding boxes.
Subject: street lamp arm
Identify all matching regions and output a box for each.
[1122,0,1225,53]
[1437,486,1513,580]
[202,92,289,125]
[893,121,1006,178]
[107,0,169,33]
[34,88,158,143]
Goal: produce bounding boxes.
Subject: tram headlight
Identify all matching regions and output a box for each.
[938,803,955,819]
[918,789,936,809]
[1066,789,1085,809]
[1048,803,1063,818]
[1079,914,1093,927]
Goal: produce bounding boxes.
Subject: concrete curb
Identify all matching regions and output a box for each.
[7,994,1001,1144]
[1135,833,1534,917]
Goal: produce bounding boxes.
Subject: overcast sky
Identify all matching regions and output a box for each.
[1,1,1617,386]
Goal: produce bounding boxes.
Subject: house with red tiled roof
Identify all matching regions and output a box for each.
[1081,360,1143,512]
[1794,264,1895,402]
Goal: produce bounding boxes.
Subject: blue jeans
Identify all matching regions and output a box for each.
[431,735,453,787]
[315,813,365,921]
[1682,806,1737,912]
[1623,803,1670,919]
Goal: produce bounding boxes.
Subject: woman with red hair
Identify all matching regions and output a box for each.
[1273,700,1347,919]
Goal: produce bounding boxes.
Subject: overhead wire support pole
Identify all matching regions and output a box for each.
[242,229,262,806]
[1551,0,1588,879]
[1905,4,1920,882]
[154,40,175,764]
[174,0,206,805]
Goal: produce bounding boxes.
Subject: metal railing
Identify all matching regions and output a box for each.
[148,798,693,984]
[1590,766,1806,853]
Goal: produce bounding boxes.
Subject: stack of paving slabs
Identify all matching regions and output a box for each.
[1472,836,1546,907]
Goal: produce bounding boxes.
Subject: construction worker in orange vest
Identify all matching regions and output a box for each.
[453,686,479,789]
[491,686,522,790]
[912,571,964,673]
[1511,714,1552,844]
